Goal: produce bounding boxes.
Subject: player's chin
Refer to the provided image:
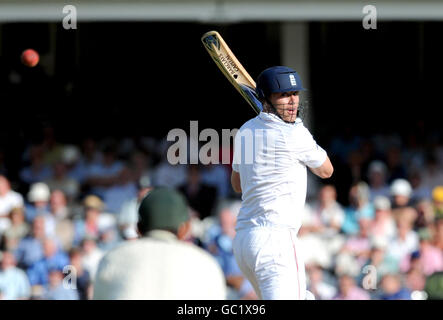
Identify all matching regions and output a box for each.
[283,115,297,123]
[285,109,297,120]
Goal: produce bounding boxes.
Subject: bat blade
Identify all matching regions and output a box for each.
[201,31,262,114]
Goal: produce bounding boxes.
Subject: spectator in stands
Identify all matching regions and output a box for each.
[178,164,217,220]
[200,151,230,199]
[346,149,365,184]
[130,150,153,188]
[19,144,53,185]
[298,219,337,271]
[432,186,443,220]
[370,196,396,244]
[408,170,432,204]
[309,184,345,235]
[358,239,398,285]
[73,195,116,247]
[84,143,124,199]
[333,274,370,300]
[118,176,153,241]
[378,273,411,300]
[67,139,102,184]
[342,182,375,235]
[80,237,104,282]
[391,206,418,231]
[306,264,337,300]
[44,160,79,203]
[385,145,408,183]
[103,166,138,215]
[0,175,24,236]
[0,250,31,300]
[40,126,64,167]
[204,200,257,299]
[1,207,29,251]
[421,153,443,191]
[338,218,373,268]
[97,225,121,252]
[24,182,51,223]
[390,178,413,209]
[41,267,79,300]
[43,190,74,251]
[414,199,435,230]
[27,237,70,288]
[400,228,443,276]
[48,189,71,220]
[433,217,443,250]
[60,145,81,184]
[366,160,390,201]
[151,138,187,188]
[14,215,46,270]
[68,248,91,300]
[329,127,361,164]
[405,269,427,295]
[386,212,419,272]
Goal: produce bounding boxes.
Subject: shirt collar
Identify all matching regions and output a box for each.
[144,229,178,242]
[258,112,302,126]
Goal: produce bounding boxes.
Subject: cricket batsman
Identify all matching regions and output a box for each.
[231,66,334,300]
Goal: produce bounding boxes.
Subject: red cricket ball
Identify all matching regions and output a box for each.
[21,49,40,67]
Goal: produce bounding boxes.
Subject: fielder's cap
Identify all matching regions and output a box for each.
[138,187,189,234]
[390,179,412,197]
[28,182,50,203]
[83,195,104,211]
[425,271,443,299]
[432,186,443,202]
[374,195,391,211]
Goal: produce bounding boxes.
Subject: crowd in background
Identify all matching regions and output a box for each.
[0,124,442,300]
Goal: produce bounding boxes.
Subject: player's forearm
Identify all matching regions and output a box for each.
[309,156,333,179]
[231,171,242,193]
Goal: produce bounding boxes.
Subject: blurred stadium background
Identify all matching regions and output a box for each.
[0,0,441,300]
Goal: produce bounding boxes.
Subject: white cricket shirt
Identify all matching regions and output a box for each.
[232,112,327,232]
[93,230,227,299]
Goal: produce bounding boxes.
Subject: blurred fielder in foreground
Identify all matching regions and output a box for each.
[231,66,333,300]
[93,187,226,299]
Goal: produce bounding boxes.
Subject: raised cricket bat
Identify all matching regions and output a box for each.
[201,31,262,114]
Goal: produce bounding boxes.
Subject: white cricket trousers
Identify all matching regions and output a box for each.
[233,227,306,300]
